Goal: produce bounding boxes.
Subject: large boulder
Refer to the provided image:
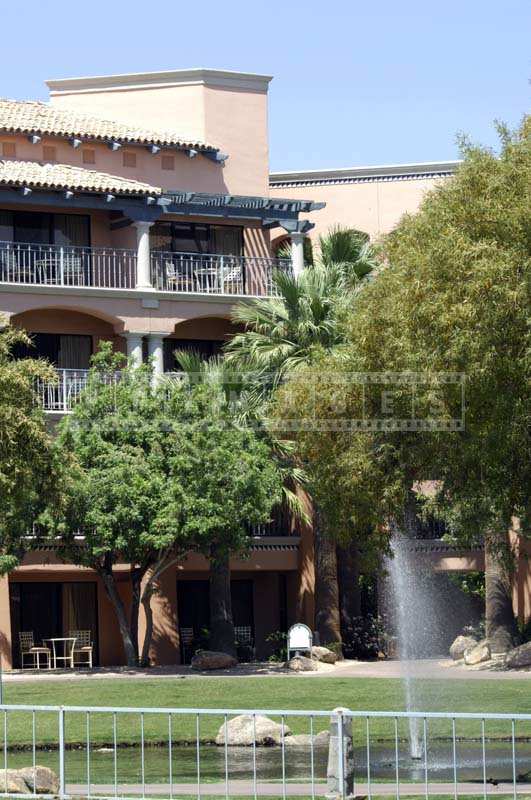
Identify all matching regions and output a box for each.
[191,651,237,671]
[18,766,59,794]
[286,655,318,672]
[311,646,338,664]
[285,730,330,747]
[0,770,33,794]
[449,635,477,661]
[464,640,491,665]
[216,714,292,746]
[505,642,531,669]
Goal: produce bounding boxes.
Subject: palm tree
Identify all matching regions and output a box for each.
[224,227,379,647]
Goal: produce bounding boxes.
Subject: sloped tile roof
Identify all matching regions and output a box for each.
[0,159,162,196]
[0,98,215,151]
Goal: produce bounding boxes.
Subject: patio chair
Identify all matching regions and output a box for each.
[68,629,93,668]
[19,632,51,670]
[234,625,255,661]
[179,627,194,664]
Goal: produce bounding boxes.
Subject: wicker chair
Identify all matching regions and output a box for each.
[19,632,51,670]
[68,630,93,668]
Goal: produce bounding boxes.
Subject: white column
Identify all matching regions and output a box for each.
[147,335,164,380]
[133,221,154,289]
[291,232,305,277]
[125,333,144,367]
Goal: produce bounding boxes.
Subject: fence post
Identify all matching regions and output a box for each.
[326,707,354,799]
[58,707,65,800]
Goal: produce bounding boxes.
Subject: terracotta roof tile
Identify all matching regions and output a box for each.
[0,99,215,151]
[0,159,162,196]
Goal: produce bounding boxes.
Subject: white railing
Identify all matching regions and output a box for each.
[151,250,292,296]
[0,704,528,799]
[0,241,137,289]
[36,369,90,413]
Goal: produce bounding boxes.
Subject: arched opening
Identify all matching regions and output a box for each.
[164,316,241,372]
[11,308,125,369]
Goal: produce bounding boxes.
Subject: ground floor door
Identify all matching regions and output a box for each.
[9,582,99,668]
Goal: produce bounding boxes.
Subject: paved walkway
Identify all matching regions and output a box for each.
[2,658,529,683]
[67,781,531,796]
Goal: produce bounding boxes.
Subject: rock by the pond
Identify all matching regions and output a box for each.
[0,771,29,794]
[18,766,59,794]
[286,655,318,672]
[311,646,338,664]
[449,635,477,661]
[0,767,59,795]
[191,651,237,671]
[505,641,531,669]
[216,714,292,746]
[285,730,330,747]
[464,640,491,665]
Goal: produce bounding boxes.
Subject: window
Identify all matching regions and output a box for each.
[0,210,90,247]
[122,151,136,168]
[161,155,175,171]
[42,145,57,163]
[1,141,16,157]
[151,222,243,256]
[82,148,96,165]
[163,338,223,372]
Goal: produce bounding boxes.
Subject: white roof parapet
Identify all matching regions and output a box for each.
[47,68,273,96]
[270,160,462,187]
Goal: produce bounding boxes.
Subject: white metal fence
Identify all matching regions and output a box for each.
[0,704,528,799]
[0,242,137,289]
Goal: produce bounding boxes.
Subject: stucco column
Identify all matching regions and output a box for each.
[133,221,154,289]
[291,232,305,277]
[147,335,164,380]
[125,333,144,367]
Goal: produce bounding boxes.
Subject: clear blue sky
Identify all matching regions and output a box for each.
[1,0,529,172]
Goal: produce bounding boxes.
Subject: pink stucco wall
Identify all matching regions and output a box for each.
[270,175,451,244]
[47,73,271,196]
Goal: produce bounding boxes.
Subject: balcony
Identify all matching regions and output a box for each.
[0,241,137,289]
[36,369,188,413]
[150,251,291,295]
[0,241,291,297]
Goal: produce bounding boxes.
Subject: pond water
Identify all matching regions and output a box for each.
[3,740,530,785]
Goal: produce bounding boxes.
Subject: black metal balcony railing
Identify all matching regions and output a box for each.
[0,241,137,289]
[150,250,292,296]
[0,241,292,297]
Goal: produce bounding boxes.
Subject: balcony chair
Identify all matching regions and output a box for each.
[220,262,244,294]
[164,260,195,292]
[68,629,93,668]
[19,632,51,670]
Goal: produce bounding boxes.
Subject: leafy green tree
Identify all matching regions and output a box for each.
[0,323,61,574]
[172,353,292,656]
[275,119,530,652]
[54,345,283,663]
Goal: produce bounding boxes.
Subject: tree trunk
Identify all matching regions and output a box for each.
[99,567,138,667]
[129,567,143,665]
[140,582,155,668]
[209,546,236,657]
[314,510,341,646]
[485,530,517,654]
[337,541,362,637]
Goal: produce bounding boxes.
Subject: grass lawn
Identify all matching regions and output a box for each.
[2,676,530,747]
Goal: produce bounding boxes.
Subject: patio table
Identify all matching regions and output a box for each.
[43,637,77,670]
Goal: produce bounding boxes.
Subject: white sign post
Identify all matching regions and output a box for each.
[287,623,313,661]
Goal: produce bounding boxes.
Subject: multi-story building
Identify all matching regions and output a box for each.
[0,68,320,669]
[2,69,527,670]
